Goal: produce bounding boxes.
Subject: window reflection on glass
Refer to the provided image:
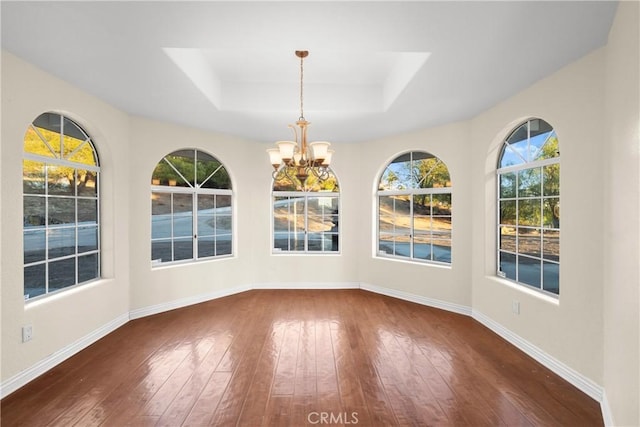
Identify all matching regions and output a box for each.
[152,240,172,262]
[517,227,541,258]
[174,238,194,261]
[500,227,516,252]
[23,160,46,194]
[500,200,516,225]
[500,172,516,198]
[518,255,541,288]
[499,145,526,168]
[49,197,76,226]
[413,233,432,261]
[172,193,193,238]
[543,198,560,228]
[543,230,560,262]
[24,229,46,263]
[518,198,541,227]
[76,170,98,197]
[151,192,171,239]
[78,226,98,253]
[24,264,46,299]
[518,168,541,197]
[49,257,76,291]
[47,165,74,196]
[198,237,215,258]
[78,199,97,223]
[497,118,559,295]
[48,227,76,258]
[78,253,99,283]
[380,152,451,191]
[499,252,517,281]
[24,196,46,227]
[543,261,559,293]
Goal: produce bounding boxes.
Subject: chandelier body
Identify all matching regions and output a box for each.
[267,51,334,189]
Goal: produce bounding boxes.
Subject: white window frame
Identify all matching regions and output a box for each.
[496,119,560,296]
[150,149,233,266]
[376,187,452,265]
[272,191,340,254]
[23,113,101,301]
[376,151,452,266]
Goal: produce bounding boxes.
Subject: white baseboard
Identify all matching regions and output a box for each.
[360,282,472,316]
[0,313,129,400]
[129,284,252,319]
[252,281,360,290]
[600,391,615,426]
[471,309,605,402]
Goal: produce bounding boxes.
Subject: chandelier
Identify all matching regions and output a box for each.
[267,50,334,187]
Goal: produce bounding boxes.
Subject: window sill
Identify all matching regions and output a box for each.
[375,254,452,269]
[24,277,107,308]
[489,275,560,305]
[271,251,342,256]
[151,254,235,270]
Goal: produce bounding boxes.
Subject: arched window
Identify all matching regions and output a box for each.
[497,118,560,295]
[23,112,100,300]
[272,170,340,253]
[151,149,232,264]
[377,151,452,264]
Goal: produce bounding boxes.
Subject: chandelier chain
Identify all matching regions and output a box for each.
[299,54,304,120]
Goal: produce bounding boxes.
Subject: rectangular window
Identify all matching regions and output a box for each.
[272,193,339,253]
[377,191,451,265]
[497,164,559,295]
[151,189,232,264]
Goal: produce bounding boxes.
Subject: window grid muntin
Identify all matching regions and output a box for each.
[23,114,100,301]
[272,191,339,254]
[497,119,559,296]
[151,149,232,265]
[151,186,233,264]
[377,187,452,265]
[377,149,452,266]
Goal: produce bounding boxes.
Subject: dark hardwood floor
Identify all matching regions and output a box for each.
[1,289,603,426]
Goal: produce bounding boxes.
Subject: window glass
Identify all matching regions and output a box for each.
[23,113,100,301]
[151,149,232,265]
[497,119,559,295]
[377,151,452,265]
[272,170,340,253]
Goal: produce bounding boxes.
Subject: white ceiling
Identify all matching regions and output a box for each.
[1,1,618,144]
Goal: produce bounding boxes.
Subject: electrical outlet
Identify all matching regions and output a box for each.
[512,300,520,315]
[22,325,33,342]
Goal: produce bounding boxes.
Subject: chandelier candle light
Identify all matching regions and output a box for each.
[267,50,334,186]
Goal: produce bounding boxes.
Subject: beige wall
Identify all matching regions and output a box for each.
[603,2,640,425]
[356,121,473,308]
[1,3,638,423]
[1,51,131,381]
[470,47,606,383]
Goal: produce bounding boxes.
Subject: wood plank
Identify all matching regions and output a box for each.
[0,289,603,426]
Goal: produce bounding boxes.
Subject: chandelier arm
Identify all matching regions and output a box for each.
[288,124,299,145]
[282,166,299,188]
[272,167,281,181]
[317,167,330,181]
